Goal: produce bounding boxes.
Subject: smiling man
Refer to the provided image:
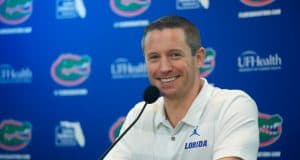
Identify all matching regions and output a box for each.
[104,15,259,160]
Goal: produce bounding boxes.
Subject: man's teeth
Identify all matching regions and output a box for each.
[161,77,176,83]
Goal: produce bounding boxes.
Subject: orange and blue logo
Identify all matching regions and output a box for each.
[110,0,150,17]
[0,119,32,151]
[0,0,33,25]
[51,54,91,87]
[259,112,282,147]
[199,48,216,77]
[109,117,125,142]
[241,0,274,7]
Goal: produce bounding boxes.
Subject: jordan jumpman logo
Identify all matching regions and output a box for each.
[190,126,200,137]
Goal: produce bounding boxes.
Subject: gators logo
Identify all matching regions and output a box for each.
[51,54,91,87]
[240,0,274,7]
[199,48,216,77]
[110,0,151,17]
[0,0,33,25]
[259,112,282,147]
[0,119,32,151]
[109,117,125,142]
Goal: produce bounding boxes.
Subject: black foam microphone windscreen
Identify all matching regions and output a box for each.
[143,85,160,104]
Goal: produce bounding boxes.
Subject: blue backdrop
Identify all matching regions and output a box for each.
[1,0,299,159]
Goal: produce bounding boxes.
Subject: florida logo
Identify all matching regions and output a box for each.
[51,54,91,87]
[199,48,216,77]
[241,0,274,7]
[0,119,32,151]
[259,112,283,147]
[199,0,209,9]
[0,0,33,25]
[110,0,151,17]
[109,117,125,142]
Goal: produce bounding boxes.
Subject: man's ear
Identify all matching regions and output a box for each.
[195,47,206,68]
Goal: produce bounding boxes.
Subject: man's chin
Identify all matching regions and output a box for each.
[160,89,177,98]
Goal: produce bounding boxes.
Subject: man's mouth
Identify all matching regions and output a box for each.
[159,76,179,83]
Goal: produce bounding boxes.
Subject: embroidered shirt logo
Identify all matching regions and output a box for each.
[189,126,200,137]
[185,126,208,150]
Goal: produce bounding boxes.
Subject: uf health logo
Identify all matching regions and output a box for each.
[0,0,33,25]
[0,119,32,151]
[259,112,283,147]
[51,54,91,87]
[55,121,85,147]
[0,64,32,84]
[184,126,208,150]
[111,57,147,79]
[199,48,216,78]
[237,50,282,72]
[110,0,151,17]
[240,0,274,7]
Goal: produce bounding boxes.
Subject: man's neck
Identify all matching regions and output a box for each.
[164,79,204,128]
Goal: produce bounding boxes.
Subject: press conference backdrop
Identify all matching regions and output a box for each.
[0,0,299,159]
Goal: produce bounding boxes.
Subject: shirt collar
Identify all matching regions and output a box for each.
[154,97,166,129]
[154,78,213,128]
[181,78,213,127]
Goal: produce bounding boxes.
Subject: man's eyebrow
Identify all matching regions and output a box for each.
[145,52,159,58]
[168,49,183,53]
[146,51,159,55]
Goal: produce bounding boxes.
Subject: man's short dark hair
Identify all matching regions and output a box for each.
[141,15,202,56]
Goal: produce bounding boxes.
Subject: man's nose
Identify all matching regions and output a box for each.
[159,57,172,73]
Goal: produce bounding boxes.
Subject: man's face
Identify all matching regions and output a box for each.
[143,28,202,98]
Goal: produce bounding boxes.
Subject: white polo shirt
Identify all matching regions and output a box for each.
[104,79,259,160]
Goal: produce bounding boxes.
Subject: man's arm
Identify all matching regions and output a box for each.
[213,91,259,160]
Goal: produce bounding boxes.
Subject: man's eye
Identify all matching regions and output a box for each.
[150,55,159,59]
[170,53,182,59]
[148,55,159,60]
[147,54,160,62]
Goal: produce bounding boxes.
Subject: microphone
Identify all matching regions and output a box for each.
[98,85,160,160]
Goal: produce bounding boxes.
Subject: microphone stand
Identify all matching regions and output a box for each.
[98,102,148,160]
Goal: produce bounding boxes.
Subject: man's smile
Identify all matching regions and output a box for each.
[158,75,180,83]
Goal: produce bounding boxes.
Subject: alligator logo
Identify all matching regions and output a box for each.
[110,0,151,17]
[0,119,32,151]
[0,0,33,25]
[199,48,216,77]
[241,0,274,7]
[51,54,91,87]
[259,112,282,147]
[109,117,125,142]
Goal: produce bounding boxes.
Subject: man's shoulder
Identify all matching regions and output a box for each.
[207,85,257,113]
[210,85,253,103]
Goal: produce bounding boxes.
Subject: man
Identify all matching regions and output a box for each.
[105,15,259,160]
